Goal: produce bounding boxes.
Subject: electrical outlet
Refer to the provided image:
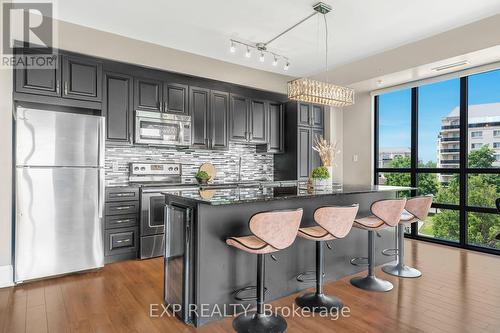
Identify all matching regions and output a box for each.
[353,154,358,162]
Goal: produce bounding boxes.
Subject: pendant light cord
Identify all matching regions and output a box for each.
[323,14,329,82]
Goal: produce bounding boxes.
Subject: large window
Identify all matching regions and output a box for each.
[375,69,500,254]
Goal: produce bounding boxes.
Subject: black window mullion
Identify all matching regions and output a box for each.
[374,95,380,185]
[459,77,468,247]
[411,87,418,236]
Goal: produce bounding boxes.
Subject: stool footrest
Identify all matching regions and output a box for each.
[296,270,326,283]
[382,248,398,256]
[233,285,269,302]
[350,257,369,267]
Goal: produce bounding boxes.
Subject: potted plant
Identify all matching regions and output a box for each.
[311,166,330,190]
[312,135,340,184]
[195,170,211,185]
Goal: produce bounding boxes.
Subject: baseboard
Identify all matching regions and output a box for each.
[0,265,14,288]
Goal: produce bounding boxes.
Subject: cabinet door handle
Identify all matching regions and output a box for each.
[164,102,168,112]
[56,80,60,94]
[116,239,131,244]
[115,193,133,197]
[115,219,132,224]
[115,206,132,210]
[63,81,68,95]
[249,133,253,141]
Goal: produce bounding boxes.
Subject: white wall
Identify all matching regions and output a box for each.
[0,17,292,287]
[341,92,373,185]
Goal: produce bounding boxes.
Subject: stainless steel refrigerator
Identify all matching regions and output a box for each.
[15,107,105,283]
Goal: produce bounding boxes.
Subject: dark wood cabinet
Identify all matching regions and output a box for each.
[134,77,162,112]
[164,83,188,115]
[229,94,271,145]
[297,127,312,179]
[62,55,102,101]
[14,52,102,104]
[189,86,210,149]
[104,187,140,263]
[256,102,284,154]
[249,99,267,144]
[210,90,229,150]
[15,52,61,97]
[298,103,311,126]
[267,102,284,153]
[311,127,324,170]
[274,102,326,181]
[229,94,249,142]
[103,72,133,143]
[312,104,324,128]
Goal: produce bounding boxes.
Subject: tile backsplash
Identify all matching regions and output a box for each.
[105,143,274,186]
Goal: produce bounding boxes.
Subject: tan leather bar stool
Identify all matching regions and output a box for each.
[295,204,359,312]
[350,198,407,292]
[226,208,303,333]
[382,195,433,278]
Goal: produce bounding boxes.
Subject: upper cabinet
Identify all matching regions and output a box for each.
[15,53,102,103]
[229,94,249,143]
[134,78,162,112]
[62,56,102,101]
[15,51,61,97]
[134,79,188,114]
[103,72,133,144]
[164,83,188,115]
[230,94,275,145]
[298,102,324,128]
[249,99,267,144]
[189,86,210,149]
[210,90,229,150]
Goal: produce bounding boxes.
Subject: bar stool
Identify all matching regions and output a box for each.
[350,198,407,292]
[226,208,303,333]
[382,195,433,278]
[295,204,359,312]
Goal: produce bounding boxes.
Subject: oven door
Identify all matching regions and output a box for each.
[141,191,172,237]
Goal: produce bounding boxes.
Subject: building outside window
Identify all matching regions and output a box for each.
[471,143,483,149]
[471,131,483,138]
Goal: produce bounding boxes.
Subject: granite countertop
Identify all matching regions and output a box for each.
[163,184,414,206]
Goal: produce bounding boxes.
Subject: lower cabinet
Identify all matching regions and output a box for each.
[104,187,139,263]
[105,227,139,257]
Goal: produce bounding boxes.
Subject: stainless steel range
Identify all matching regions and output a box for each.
[129,162,197,259]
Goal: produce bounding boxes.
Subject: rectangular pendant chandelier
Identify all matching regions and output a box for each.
[288,78,355,107]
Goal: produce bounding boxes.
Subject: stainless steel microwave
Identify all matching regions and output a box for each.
[135,111,191,146]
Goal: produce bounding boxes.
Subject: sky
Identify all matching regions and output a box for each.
[379,69,500,163]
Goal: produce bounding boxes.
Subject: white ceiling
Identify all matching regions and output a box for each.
[47,0,500,77]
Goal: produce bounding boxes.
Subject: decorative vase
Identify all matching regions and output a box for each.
[325,165,333,184]
[312,178,329,190]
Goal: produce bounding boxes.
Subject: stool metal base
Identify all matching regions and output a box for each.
[350,275,393,292]
[295,292,343,313]
[233,311,287,333]
[382,263,422,278]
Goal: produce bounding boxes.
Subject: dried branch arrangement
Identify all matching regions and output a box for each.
[312,135,340,167]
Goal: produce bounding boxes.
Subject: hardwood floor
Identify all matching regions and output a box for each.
[1,239,499,333]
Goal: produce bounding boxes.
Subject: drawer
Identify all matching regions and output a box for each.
[105,187,139,202]
[104,227,138,256]
[105,214,138,229]
[105,201,139,216]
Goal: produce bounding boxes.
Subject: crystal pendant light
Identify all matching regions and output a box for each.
[287,4,354,107]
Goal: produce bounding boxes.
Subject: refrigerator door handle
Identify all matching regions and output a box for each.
[99,168,105,219]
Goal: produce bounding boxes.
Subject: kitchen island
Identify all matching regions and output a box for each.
[163,184,411,326]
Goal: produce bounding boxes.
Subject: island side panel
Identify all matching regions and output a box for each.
[194,191,397,326]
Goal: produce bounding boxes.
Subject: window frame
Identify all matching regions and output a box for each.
[374,76,500,256]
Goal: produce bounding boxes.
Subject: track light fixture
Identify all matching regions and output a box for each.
[229,39,289,71]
